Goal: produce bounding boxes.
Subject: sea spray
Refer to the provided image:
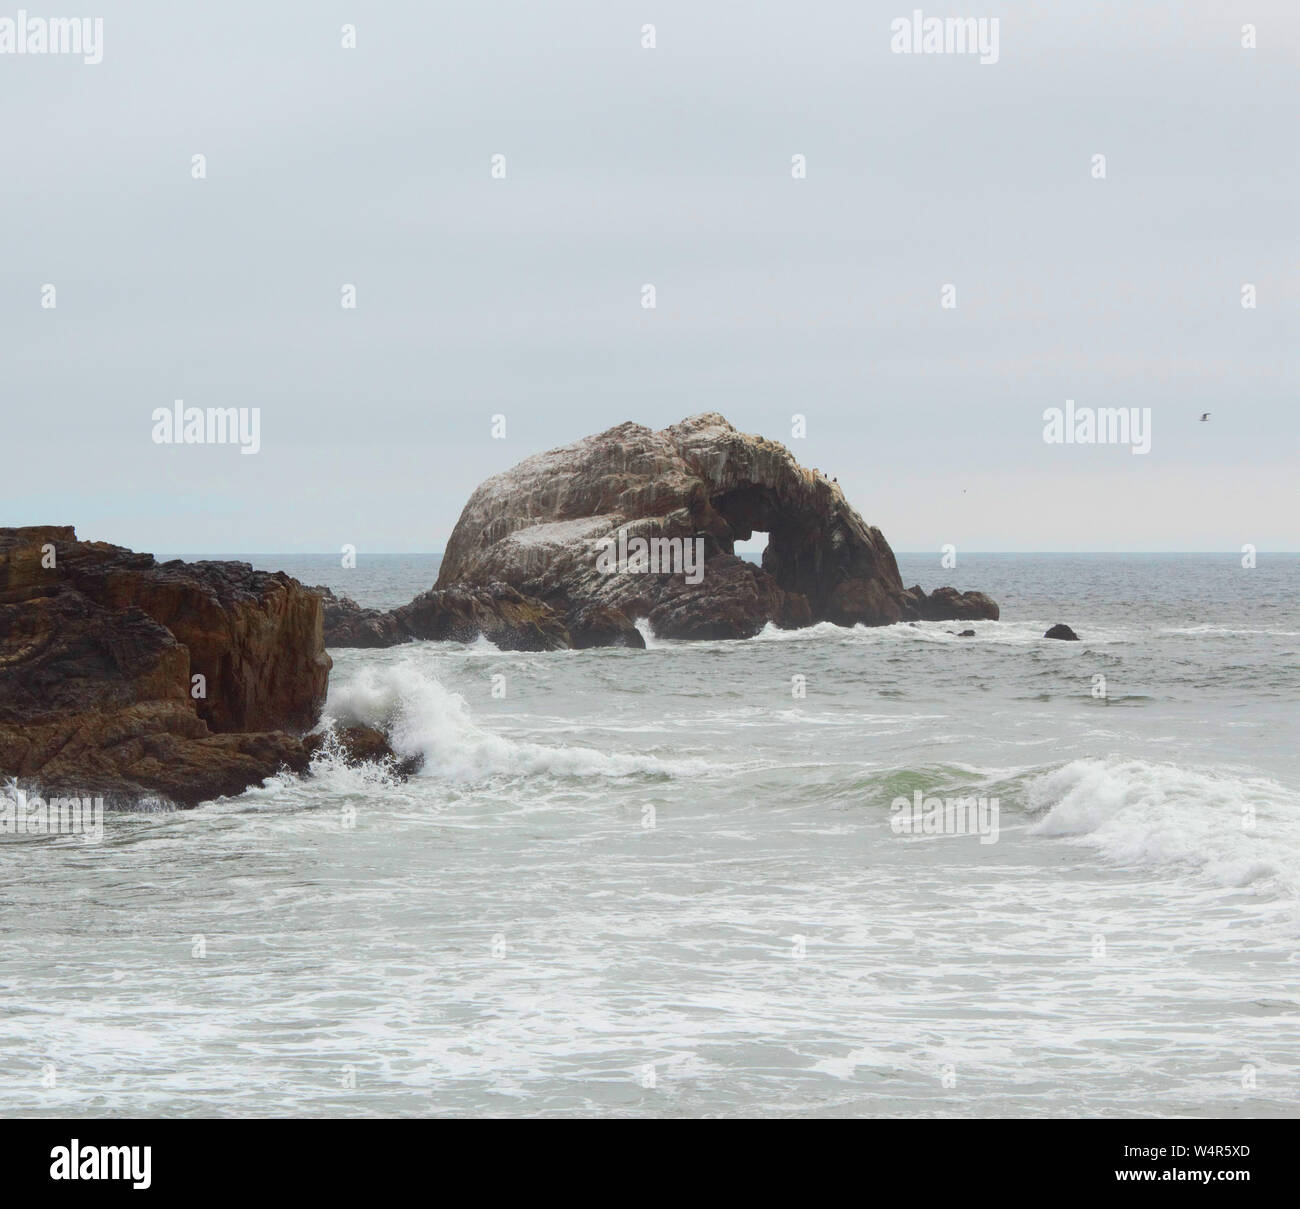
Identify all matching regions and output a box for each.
[323,659,712,781]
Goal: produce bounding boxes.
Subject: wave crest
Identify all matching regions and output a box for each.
[323,661,708,781]
[1024,757,1300,893]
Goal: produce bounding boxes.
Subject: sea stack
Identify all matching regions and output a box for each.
[432,413,999,642]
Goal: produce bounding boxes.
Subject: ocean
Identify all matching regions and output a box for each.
[3,553,1298,1118]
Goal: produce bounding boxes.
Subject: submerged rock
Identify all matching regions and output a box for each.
[433,414,999,643]
[304,724,423,778]
[0,526,331,807]
[1044,623,1080,641]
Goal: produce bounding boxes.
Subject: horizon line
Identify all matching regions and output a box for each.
[151,549,1300,557]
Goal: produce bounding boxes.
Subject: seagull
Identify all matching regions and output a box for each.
[1199,412,1211,421]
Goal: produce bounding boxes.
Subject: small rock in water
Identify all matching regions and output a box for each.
[1044,623,1080,641]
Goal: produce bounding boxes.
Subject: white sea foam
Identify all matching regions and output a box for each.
[1025,758,1300,894]
[323,660,708,781]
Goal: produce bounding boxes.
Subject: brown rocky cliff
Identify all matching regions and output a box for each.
[0,527,332,806]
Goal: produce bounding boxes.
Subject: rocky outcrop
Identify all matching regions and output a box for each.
[316,588,408,648]
[435,414,998,641]
[1044,624,1080,641]
[317,582,641,651]
[2,527,329,731]
[392,584,572,651]
[904,585,1000,623]
[565,603,646,649]
[0,526,332,807]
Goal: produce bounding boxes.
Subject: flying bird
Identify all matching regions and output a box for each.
[1199,413,1211,421]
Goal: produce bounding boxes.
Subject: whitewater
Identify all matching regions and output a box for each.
[2,553,1297,1117]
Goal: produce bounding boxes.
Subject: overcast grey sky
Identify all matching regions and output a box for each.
[2,1,1296,553]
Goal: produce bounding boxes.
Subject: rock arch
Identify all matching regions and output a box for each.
[436,414,997,641]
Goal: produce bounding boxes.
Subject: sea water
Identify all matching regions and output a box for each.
[2,554,1297,1117]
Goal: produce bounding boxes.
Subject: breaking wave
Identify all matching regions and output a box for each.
[323,660,710,781]
[1024,757,1300,894]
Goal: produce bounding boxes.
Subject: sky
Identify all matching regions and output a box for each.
[2,1,1296,554]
